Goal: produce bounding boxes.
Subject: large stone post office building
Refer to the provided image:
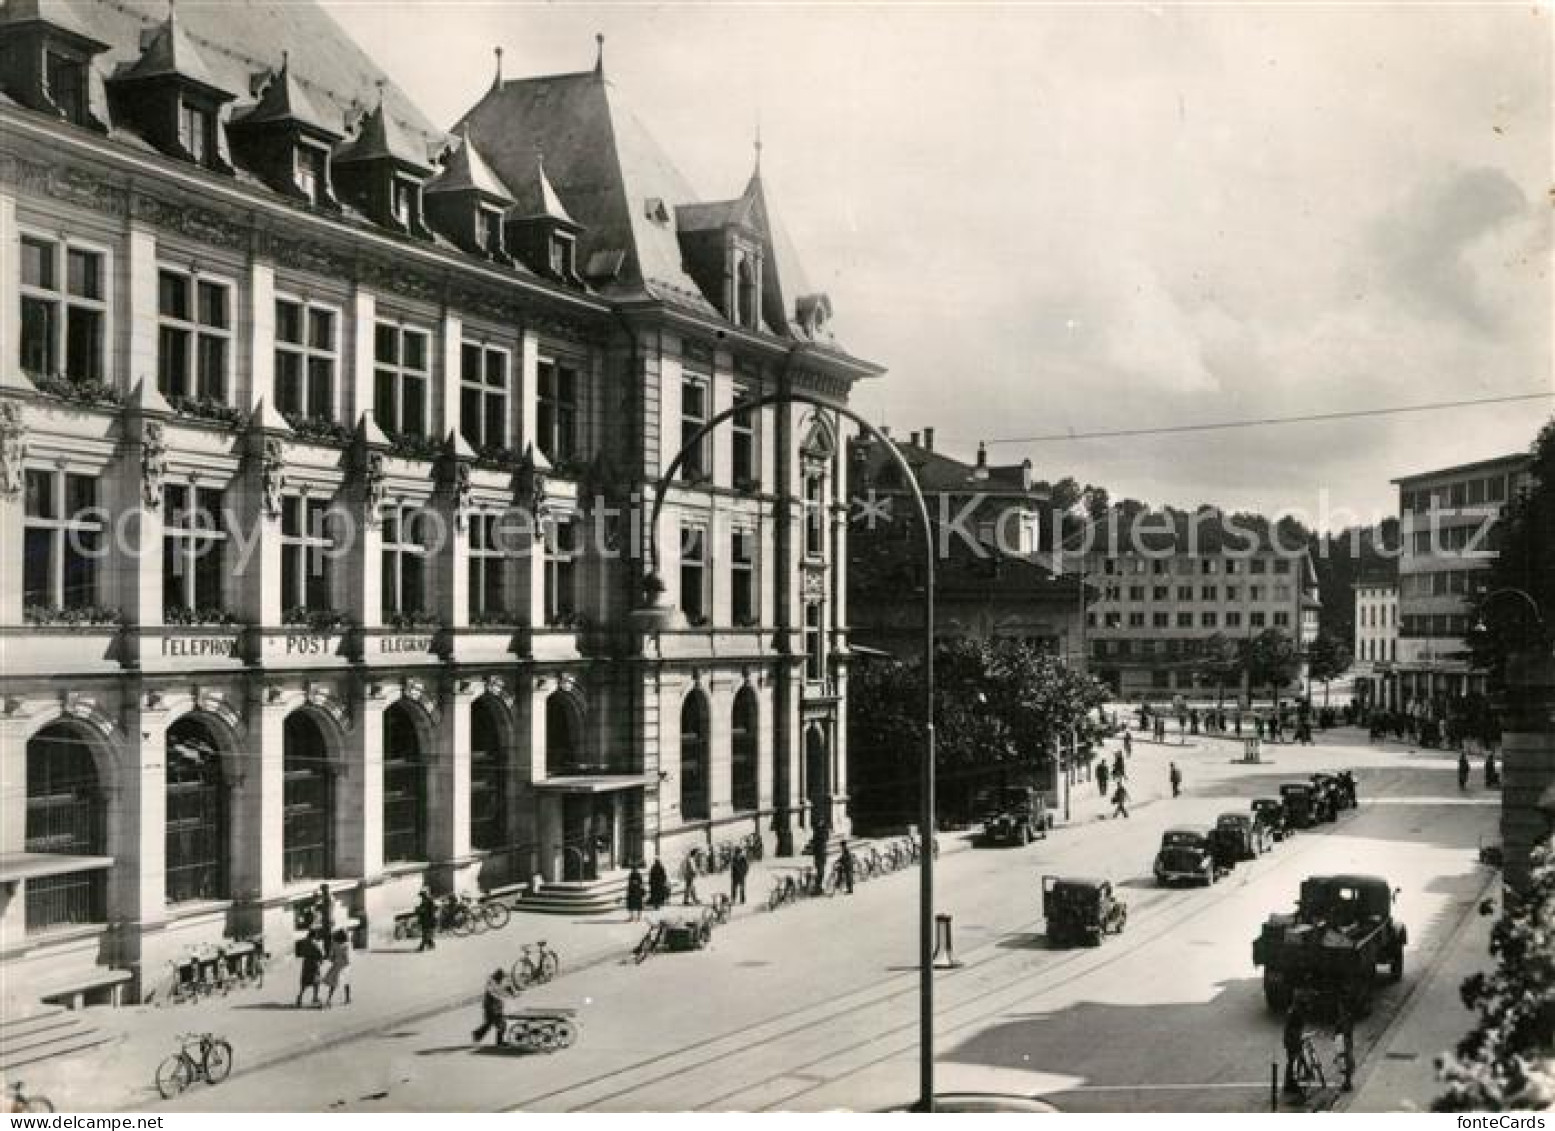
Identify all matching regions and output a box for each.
[0,0,881,1005]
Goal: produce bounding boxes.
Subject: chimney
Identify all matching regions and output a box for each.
[924,427,935,452]
[973,442,989,481]
[909,430,920,448]
[881,425,892,439]
[1021,458,1033,491]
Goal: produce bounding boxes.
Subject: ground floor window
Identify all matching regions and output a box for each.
[25,722,107,931]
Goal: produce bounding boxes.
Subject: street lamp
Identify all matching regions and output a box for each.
[633,390,941,1111]
[1471,587,1546,635]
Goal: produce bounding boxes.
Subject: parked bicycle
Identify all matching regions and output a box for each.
[7,1081,53,1113]
[632,921,666,964]
[511,940,560,987]
[709,893,733,925]
[1289,1031,1328,1092]
[155,1032,233,1099]
[442,892,512,936]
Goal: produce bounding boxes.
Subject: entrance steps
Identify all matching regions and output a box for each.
[516,872,631,916]
[0,1004,114,1074]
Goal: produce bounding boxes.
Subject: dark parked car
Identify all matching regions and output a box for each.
[1252,798,1288,842]
[976,786,1055,846]
[1042,875,1127,947]
[1215,812,1269,860]
[1280,782,1319,829]
[1154,827,1217,887]
[1309,774,1341,823]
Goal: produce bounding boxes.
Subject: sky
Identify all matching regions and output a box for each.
[322,0,1552,529]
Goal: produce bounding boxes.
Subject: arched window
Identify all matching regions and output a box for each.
[166,715,227,904]
[470,696,507,851]
[283,711,334,882]
[680,691,710,821]
[383,701,427,863]
[25,722,106,931]
[736,257,757,330]
[731,688,759,812]
[546,691,584,777]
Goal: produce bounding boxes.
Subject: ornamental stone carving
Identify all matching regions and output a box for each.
[0,401,26,500]
[260,437,286,519]
[451,461,473,533]
[363,451,387,528]
[141,421,169,508]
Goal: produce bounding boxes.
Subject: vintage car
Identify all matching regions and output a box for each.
[1308,774,1342,823]
[1251,798,1289,842]
[1334,770,1359,809]
[1042,875,1128,947]
[1215,812,1270,860]
[976,785,1056,847]
[1154,827,1217,887]
[1280,782,1320,830]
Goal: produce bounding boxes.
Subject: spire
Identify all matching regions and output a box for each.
[491,46,503,91]
[752,117,763,178]
[594,33,605,77]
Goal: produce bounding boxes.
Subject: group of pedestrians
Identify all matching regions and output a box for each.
[295,884,352,1008]
[1457,750,1501,791]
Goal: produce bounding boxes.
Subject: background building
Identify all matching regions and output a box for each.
[1352,567,1399,710]
[1393,453,1531,710]
[0,0,881,1007]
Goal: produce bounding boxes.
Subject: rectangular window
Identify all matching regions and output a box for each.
[1274,611,1290,627]
[1226,611,1242,628]
[380,505,428,618]
[1225,560,1240,575]
[536,359,579,464]
[1202,611,1218,628]
[23,470,103,612]
[468,513,509,622]
[1103,584,1120,601]
[1129,585,1145,602]
[804,474,824,558]
[161,484,227,615]
[1250,558,1268,574]
[45,52,87,126]
[295,145,327,205]
[1201,585,1217,601]
[680,525,706,624]
[390,177,420,228]
[1177,585,1194,601]
[1200,559,1218,575]
[1102,559,1117,576]
[1128,612,1145,627]
[158,269,230,402]
[732,386,758,489]
[1152,560,1170,575]
[1152,612,1169,628]
[1274,584,1292,601]
[680,377,708,482]
[477,207,502,254]
[1226,585,1239,601]
[374,323,429,437]
[1152,585,1169,601]
[1177,612,1193,628]
[804,603,824,682]
[1272,559,1291,574]
[731,528,756,625]
[1104,612,1122,629]
[20,236,105,384]
[1250,585,1265,601]
[544,517,578,626]
[178,100,213,166]
[1250,611,1267,628]
[274,299,337,422]
[460,341,509,453]
[280,496,334,614]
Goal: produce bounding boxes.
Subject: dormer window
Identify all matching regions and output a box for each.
[45,51,87,126]
[391,177,419,228]
[736,257,758,330]
[103,6,235,171]
[548,232,575,278]
[295,144,327,206]
[477,207,501,255]
[178,100,214,166]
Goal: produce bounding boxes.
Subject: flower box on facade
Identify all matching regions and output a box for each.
[1,624,123,674]
[249,626,352,668]
[128,625,246,672]
[356,626,443,667]
[441,626,522,663]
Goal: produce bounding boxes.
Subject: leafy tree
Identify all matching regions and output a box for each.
[1471,417,1555,678]
[1242,627,1302,704]
[1434,838,1555,1111]
[1196,632,1245,706]
[847,639,1110,829]
[1305,632,1353,706]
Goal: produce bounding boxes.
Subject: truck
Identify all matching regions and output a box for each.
[1252,874,1407,1015]
[975,786,1055,847]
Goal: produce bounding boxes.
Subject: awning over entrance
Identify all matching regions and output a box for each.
[0,852,115,883]
[534,774,655,795]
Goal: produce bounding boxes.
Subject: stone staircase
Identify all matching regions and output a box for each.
[0,1004,114,1074]
[515,872,633,916]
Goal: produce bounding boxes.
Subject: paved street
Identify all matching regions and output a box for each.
[106,727,1494,1114]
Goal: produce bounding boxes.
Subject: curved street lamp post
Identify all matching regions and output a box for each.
[632,391,940,1111]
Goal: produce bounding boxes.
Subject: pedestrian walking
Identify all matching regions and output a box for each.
[1122,731,1133,758]
[314,884,334,939]
[813,823,831,896]
[294,928,324,1008]
[415,887,437,951]
[837,841,855,894]
[1485,751,1500,789]
[1457,751,1471,791]
[1234,712,1243,737]
[626,865,645,922]
[1169,762,1182,798]
[1096,760,1110,797]
[680,852,701,906]
[730,848,749,905]
[1111,782,1130,819]
[648,858,670,910]
[323,928,352,1007]
[1112,750,1126,782]
[471,969,510,1047]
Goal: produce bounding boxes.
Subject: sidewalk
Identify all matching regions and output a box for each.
[1340,867,1498,1112]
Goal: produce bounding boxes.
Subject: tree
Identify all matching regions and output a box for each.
[1472,417,1555,678]
[1196,632,1244,706]
[1242,628,1301,705]
[1434,838,1555,1111]
[1305,632,1353,706]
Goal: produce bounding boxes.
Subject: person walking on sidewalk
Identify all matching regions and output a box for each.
[415,888,437,952]
[648,858,670,911]
[680,852,701,906]
[1169,762,1182,798]
[472,969,511,1047]
[1122,730,1132,759]
[323,928,352,1007]
[1458,751,1471,791]
[294,928,324,1008]
[1111,782,1131,819]
[730,848,749,905]
[1485,751,1501,789]
[1096,760,1110,797]
[626,865,645,922]
[1112,750,1126,782]
[837,841,855,894]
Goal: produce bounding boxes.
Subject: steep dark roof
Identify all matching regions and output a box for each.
[851,436,1043,500]
[506,151,579,225]
[113,6,235,99]
[0,0,107,47]
[335,100,432,171]
[426,132,514,203]
[231,52,340,138]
